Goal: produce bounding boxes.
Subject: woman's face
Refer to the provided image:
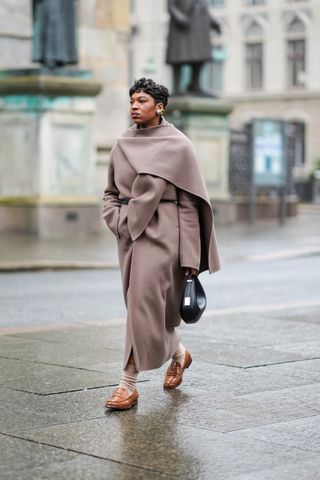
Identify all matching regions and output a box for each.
[130,90,164,128]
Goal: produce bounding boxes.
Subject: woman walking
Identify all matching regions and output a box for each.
[103,78,220,410]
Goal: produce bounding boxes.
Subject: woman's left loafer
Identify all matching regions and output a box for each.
[163,350,192,389]
[105,386,139,410]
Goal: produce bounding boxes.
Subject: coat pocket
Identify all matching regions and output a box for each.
[105,210,120,239]
[117,206,130,239]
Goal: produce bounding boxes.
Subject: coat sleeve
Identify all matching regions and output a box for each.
[178,190,201,270]
[102,156,121,238]
[127,174,168,241]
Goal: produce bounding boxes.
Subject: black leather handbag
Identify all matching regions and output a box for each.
[180,274,207,324]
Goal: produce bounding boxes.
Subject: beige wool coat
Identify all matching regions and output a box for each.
[103,120,220,371]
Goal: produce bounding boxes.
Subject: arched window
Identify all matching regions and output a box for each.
[287,17,305,35]
[286,16,307,87]
[244,20,264,89]
[245,21,263,38]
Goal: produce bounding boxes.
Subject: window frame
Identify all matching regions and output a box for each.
[285,16,307,89]
[287,38,306,88]
[244,0,266,6]
[245,41,264,90]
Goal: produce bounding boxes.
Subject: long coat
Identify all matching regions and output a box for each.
[166,0,220,65]
[103,120,220,372]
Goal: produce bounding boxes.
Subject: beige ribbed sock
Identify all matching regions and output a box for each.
[119,363,139,393]
[172,343,186,367]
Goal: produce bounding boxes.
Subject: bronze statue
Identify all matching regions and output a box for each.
[32,0,78,69]
[166,0,221,96]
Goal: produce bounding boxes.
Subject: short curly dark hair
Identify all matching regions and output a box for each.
[129,78,170,107]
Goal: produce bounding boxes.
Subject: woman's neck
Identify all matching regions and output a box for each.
[139,116,162,129]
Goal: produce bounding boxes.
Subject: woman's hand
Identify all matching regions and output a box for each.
[184,267,199,277]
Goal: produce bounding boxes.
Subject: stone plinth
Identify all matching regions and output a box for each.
[166,96,235,225]
[0,69,102,237]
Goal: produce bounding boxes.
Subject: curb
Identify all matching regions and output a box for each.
[0,261,120,272]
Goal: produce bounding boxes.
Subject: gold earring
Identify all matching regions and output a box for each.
[156,109,163,115]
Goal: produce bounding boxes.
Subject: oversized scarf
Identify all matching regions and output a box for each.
[113,121,220,274]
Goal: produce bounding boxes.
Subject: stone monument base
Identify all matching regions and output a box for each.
[166,96,235,225]
[234,195,299,222]
[0,197,102,238]
[0,69,102,237]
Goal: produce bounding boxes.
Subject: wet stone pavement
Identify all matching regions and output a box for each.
[0,305,320,479]
[1,206,320,479]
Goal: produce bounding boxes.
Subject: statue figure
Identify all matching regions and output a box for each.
[32,0,78,69]
[166,0,221,96]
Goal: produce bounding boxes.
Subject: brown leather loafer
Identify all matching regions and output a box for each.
[163,350,192,389]
[105,387,139,410]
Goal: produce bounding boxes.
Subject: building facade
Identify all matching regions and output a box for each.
[1,0,319,204]
[130,0,320,196]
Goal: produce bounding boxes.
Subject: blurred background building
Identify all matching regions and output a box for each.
[0,0,319,237]
[129,0,320,201]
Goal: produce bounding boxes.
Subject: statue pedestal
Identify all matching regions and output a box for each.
[0,69,102,237]
[166,96,235,225]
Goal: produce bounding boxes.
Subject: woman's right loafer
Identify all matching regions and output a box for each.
[163,350,192,389]
[105,387,139,410]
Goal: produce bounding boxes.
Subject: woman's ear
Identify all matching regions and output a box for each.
[156,103,165,115]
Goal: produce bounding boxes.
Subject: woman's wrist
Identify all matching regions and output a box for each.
[183,267,199,276]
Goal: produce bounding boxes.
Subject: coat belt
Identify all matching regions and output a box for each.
[120,198,178,205]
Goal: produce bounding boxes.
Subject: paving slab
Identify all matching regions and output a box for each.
[230,414,320,454]
[0,381,241,436]
[233,459,320,480]
[4,325,318,371]
[186,315,320,347]
[248,360,320,385]
[133,383,253,432]
[143,359,320,400]
[2,358,319,435]
[0,387,110,433]
[213,383,320,429]
[272,339,320,357]
[0,434,166,480]
[133,382,320,432]
[3,380,320,478]
[11,413,319,479]
[0,358,115,394]
[0,334,123,372]
[272,308,320,325]
[167,360,320,396]
[181,337,307,368]
[231,365,320,396]
[8,324,126,348]
[288,358,320,380]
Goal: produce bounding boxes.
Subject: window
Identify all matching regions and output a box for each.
[244,0,265,5]
[246,21,263,38]
[287,39,306,87]
[287,17,305,35]
[246,43,263,89]
[285,16,306,87]
[292,122,305,166]
[208,0,224,6]
[286,122,306,168]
